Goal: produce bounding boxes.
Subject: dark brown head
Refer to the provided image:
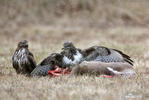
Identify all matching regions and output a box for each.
[61,41,77,59]
[61,47,77,60]
[63,41,75,49]
[18,40,28,48]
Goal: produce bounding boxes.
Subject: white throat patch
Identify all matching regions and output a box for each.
[63,50,83,65]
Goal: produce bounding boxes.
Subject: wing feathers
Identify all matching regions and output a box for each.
[82,46,133,65]
[112,49,133,65]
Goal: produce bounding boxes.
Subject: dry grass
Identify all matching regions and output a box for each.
[1,0,149,100]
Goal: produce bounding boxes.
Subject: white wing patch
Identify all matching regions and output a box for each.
[107,67,136,76]
[107,67,122,75]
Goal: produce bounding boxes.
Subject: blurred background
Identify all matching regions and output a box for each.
[1,0,149,59]
[1,0,149,44]
[1,1,149,99]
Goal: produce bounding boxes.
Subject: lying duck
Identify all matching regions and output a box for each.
[71,61,135,77]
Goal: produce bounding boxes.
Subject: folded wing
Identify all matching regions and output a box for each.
[82,46,133,65]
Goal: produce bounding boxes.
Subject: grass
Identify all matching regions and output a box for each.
[1,26,149,100]
[1,0,149,100]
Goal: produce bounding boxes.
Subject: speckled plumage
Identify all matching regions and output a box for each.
[30,42,134,77]
[12,40,36,75]
[30,53,63,76]
[30,65,53,76]
[82,46,133,65]
[61,42,83,68]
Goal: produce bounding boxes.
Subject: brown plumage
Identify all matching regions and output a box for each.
[61,42,133,67]
[39,53,63,67]
[71,61,136,76]
[12,40,36,75]
[31,41,134,77]
[61,41,83,68]
[30,53,63,76]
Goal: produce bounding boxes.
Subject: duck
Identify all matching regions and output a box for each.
[71,61,136,77]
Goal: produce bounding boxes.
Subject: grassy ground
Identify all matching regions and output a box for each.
[1,0,149,100]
